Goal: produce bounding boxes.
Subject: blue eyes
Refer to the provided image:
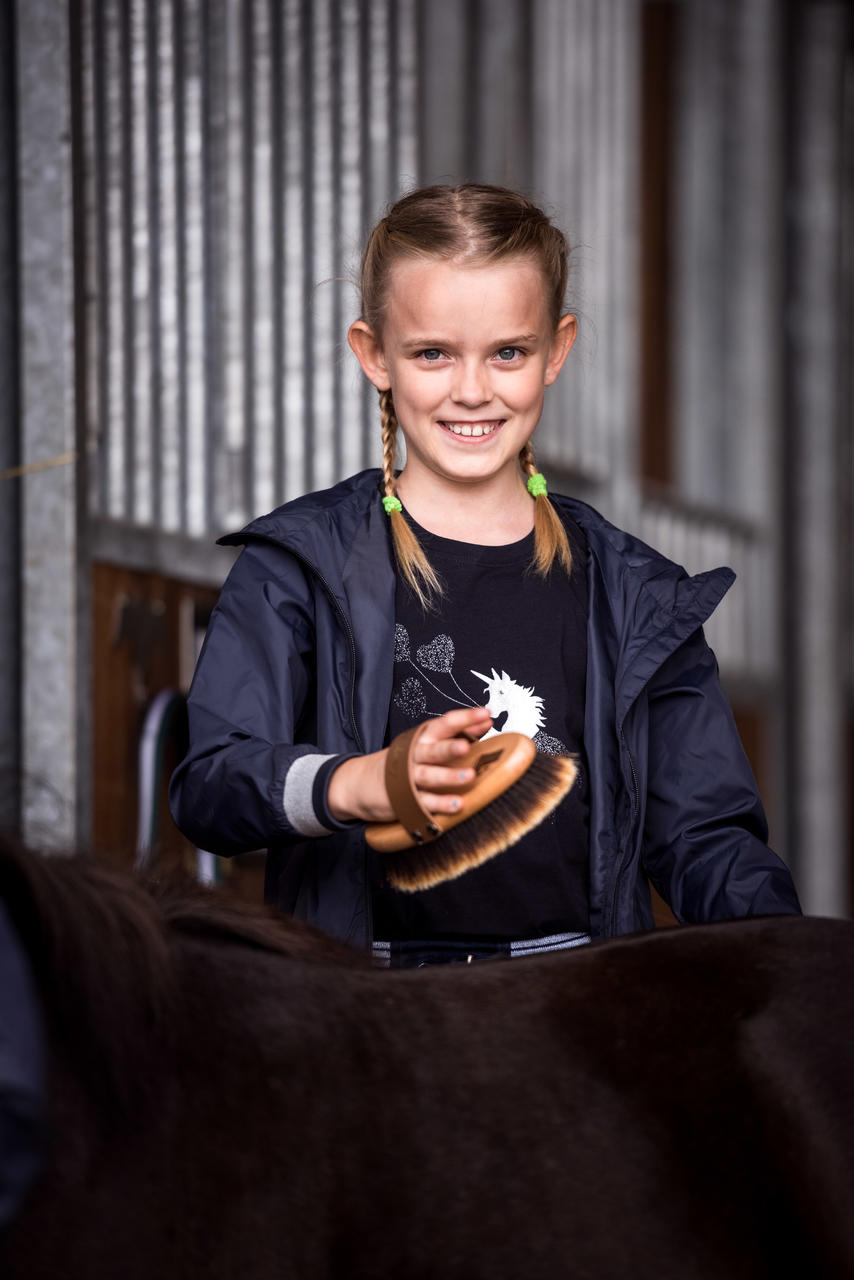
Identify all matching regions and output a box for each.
[415,346,524,363]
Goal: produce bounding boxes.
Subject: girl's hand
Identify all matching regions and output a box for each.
[326,706,493,824]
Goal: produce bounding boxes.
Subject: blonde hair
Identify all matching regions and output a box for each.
[361,183,574,607]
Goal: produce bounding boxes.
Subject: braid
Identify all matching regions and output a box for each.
[380,390,398,497]
[376,390,442,608]
[518,440,537,482]
[518,442,573,577]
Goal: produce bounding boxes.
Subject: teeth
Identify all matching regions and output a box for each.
[446,422,496,437]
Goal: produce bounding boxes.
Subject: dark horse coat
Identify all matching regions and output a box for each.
[1,842,851,1280]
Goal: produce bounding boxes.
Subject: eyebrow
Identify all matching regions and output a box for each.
[399,332,541,352]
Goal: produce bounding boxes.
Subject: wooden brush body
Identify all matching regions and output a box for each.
[365,727,577,892]
[365,731,537,854]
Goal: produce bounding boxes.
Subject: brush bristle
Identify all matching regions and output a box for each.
[383,754,578,893]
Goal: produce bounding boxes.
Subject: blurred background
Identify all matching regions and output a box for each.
[1,0,851,916]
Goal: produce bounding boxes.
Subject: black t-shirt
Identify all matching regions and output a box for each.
[372,514,590,942]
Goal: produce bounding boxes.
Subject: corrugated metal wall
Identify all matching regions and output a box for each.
[8,0,851,896]
[78,0,781,680]
[79,0,417,539]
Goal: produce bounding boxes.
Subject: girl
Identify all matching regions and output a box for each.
[169,183,800,964]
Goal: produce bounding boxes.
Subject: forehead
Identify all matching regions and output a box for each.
[381,256,551,341]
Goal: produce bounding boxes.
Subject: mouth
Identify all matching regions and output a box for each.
[439,420,504,439]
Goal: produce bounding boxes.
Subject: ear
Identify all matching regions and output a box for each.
[544,314,577,386]
[348,320,391,392]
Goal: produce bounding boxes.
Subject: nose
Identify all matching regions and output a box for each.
[450,358,492,408]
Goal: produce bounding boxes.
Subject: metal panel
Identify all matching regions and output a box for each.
[533,0,640,500]
[0,0,22,832]
[16,0,79,848]
[81,0,418,538]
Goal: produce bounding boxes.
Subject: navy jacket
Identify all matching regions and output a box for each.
[169,469,801,948]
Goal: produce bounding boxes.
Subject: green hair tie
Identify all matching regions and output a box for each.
[382,494,403,515]
[527,472,548,499]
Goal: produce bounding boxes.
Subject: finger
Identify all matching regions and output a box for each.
[419,707,491,744]
[412,763,475,791]
[415,791,466,816]
[415,736,480,766]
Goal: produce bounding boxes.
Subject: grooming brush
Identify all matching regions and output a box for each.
[364,724,577,892]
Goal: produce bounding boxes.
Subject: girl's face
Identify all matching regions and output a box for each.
[349,256,576,496]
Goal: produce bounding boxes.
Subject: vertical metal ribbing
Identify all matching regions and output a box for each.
[674,0,728,509]
[360,0,393,471]
[146,0,162,528]
[338,0,365,477]
[394,0,417,189]
[467,0,530,187]
[119,0,135,522]
[366,1,389,223]
[270,0,285,510]
[614,0,641,517]
[172,0,189,533]
[200,0,218,532]
[463,0,478,178]
[357,0,374,468]
[182,0,205,536]
[240,0,254,521]
[0,0,21,830]
[102,0,125,518]
[300,0,315,492]
[80,0,101,516]
[586,0,606,483]
[221,0,246,526]
[130,0,152,524]
[386,0,399,194]
[282,0,306,501]
[157,0,180,531]
[251,0,275,517]
[597,1,626,500]
[311,0,336,493]
[596,0,613,485]
[725,0,781,528]
[330,0,344,483]
[81,0,421,530]
[534,0,586,474]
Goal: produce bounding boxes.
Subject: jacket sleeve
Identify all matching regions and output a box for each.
[640,628,802,921]
[169,543,356,856]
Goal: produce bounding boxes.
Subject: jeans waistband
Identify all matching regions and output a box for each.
[372,930,591,969]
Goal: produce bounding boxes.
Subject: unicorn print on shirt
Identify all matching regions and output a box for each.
[392,624,568,756]
[471,668,567,755]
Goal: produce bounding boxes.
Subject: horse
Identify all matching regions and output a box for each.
[1,838,853,1279]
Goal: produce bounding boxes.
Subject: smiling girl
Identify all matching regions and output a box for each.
[170,183,800,964]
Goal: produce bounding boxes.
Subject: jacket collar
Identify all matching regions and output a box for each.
[220,473,734,734]
[218,469,387,590]
[219,470,395,752]
[553,495,734,726]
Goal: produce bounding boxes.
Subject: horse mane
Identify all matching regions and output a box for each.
[471,667,546,730]
[0,838,363,1122]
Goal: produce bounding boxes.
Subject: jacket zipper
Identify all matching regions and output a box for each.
[242,534,366,754]
[610,725,640,935]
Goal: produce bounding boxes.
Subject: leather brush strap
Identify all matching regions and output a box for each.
[382,724,441,844]
[366,728,539,854]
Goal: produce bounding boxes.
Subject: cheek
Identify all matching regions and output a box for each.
[391,369,437,411]
[505,369,547,407]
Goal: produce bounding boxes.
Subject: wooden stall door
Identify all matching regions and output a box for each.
[91,562,218,874]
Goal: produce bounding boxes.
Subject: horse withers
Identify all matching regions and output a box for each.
[1,839,852,1279]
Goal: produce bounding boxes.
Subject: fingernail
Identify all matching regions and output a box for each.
[451,798,461,810]
[458,770,469,782]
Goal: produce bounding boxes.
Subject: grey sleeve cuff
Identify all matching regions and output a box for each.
[282,754,339,837]
[282,753,361,837]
